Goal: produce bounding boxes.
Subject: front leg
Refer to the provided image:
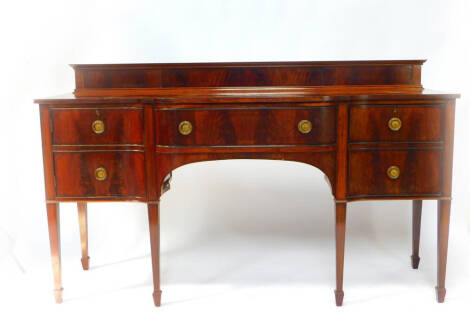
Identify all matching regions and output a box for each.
[148,203,162,306]
[77,202,90,270]
[335,202,347,306]
[46,203,63,303]
[436,199,451,302]
[411,200,422,269]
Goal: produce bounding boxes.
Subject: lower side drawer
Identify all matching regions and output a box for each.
[54,151,146,198]
[348,149,442,198]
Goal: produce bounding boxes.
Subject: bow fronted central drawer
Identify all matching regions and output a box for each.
[156,106,336,146]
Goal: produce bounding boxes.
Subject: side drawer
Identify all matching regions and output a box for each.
[349,104,443,143]
[156,106,336,146]
[54,151,146,198]
[348,149,442,198]
[51,108,144,145]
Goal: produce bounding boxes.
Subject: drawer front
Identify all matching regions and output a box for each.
[349,104,443,143]
[51,108,144,145]
[54,152,146,198]
[156,107,336,146]
[348,149,442,198]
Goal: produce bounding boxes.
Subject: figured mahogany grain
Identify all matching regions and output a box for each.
[349,104,443,143]
[51,108,144,145]
[54,152,146,198]
[35,60,459,307]
[72,61,424,90]
[156,106,336,146]
[348,149,442,197]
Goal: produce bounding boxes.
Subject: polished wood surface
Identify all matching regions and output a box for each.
[334,202,346,307]
[349,104,443,142]
[348,149,442,197]
[437,199,451,302]
[156,106,337,146]
[36,60,459,307]
[77,202,89,270]
[51,107,144,145]
[71,60,424,91]
[148,203,162,307]
[54,151,146,199]
[411,200,422,269]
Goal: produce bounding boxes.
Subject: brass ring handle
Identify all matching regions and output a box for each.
[388,117,402,131]
[298,120,312,134]
[387,166,400,180]
[178,121,193,135]
[92,120,105,134]
[94,167,108,181]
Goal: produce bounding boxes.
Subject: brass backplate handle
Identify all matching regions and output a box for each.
[298,120,312,134]
[178,121,193,135]
[95,167,107,181]
[388,117,402,131]
[387,166,400,179]
[92,120,105,134]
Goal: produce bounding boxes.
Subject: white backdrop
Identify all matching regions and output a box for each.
[1,1,469,333]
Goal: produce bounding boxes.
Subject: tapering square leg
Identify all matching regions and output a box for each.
[335,202,347,306]
[436,199,451,303]
[46,203,63,303]
[77,202,90,270]
[411,200,422,269]
[148,203,162,307]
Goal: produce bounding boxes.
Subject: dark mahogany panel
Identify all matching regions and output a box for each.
[349,104,443,143]
[51,108,144,145]
[348,149,442,198]
[73,61,423,89]
[156,106,336,146]
[160,66,416,88]
[54,151,146,198]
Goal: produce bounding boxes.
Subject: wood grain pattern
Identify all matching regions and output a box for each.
[348,149,442,198]
[54,152,146,198]
[72,60,424,90]
[156,106,336,146]
[51,107,144,145]
[35,60,459,306]
[349,104,443,143]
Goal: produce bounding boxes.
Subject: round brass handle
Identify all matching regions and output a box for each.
[388,117,402,131]
[94,167,108,181]
[298,120,312,134]
[387,166,400,180]
[92,120,105,134]
[178,121,193,135]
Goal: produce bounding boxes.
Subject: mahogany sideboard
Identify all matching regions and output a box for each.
[35,60,459,306]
